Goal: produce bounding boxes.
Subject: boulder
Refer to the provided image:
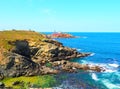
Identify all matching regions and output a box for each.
[1,53,41,78]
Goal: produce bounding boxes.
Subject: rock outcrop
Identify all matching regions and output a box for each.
[0,30,104,80]
[51,60,104,73]
[32,39,90,62]
[0,53,59,79]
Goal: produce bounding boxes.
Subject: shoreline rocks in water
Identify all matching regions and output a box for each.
[0,30,104,81]
[51,60,104,72]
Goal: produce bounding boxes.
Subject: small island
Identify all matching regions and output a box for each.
[0,30,104,89]
[48,32,76,38]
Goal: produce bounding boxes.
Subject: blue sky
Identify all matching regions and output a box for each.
[0,0,120,32]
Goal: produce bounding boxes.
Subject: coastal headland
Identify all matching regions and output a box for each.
[0,30,104,88]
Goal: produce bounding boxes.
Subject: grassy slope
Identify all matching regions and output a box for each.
[2,75,56,89]
[0,30,47,61]
[0,30,45,50]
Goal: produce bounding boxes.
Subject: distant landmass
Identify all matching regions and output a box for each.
[47,32,77,38]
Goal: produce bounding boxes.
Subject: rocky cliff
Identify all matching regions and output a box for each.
[0,30,103,80]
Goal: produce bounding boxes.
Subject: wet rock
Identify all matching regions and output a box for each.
[76,53,91,58]
[51,60,104,72]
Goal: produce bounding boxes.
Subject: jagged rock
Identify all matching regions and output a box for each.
[33,41,90,62]
[51,60,104,72]
[1,53,40,78]
[30,47,39,57]
[0,52,61,79]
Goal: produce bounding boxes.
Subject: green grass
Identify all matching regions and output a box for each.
[1,75,56,89]
[0,30,46,51]
[45,62,52,68]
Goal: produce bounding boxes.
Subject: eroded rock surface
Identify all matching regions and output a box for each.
[51,60,104,73]
[0,32,103,80]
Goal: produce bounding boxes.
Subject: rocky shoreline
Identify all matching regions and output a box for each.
[0,30,104,88]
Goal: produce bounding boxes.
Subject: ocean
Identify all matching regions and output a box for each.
[44,32,120,89]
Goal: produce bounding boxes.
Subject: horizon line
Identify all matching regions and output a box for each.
[1,29,120,33]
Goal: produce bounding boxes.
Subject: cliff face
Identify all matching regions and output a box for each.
[0,30,103,80]
[32,39,90,62]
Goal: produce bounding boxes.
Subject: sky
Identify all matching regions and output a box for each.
[0,0,120,32]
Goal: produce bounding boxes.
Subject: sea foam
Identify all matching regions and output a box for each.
[102,80,120,89]
[91,73,99,81]
[108,63,119,68]
[90,53,95,56]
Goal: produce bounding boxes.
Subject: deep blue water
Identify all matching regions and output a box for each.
[44,32,120,89]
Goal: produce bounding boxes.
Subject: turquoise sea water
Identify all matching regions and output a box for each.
[44,32,120,89]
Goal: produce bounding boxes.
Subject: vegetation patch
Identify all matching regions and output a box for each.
[0,30,46,51]
[1,75,56,89]
[45,62,52,68]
